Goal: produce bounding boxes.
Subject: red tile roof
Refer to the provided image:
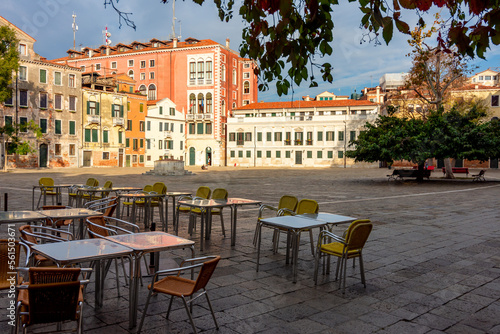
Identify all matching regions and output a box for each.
[451,84,500,91]
[235,99,377,111]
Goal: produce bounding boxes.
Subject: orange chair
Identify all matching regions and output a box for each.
[19,225,73,267]
[138,256,221,334]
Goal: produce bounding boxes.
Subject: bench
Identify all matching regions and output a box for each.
[441,167,469,176]
[472,170,486,182]
[412,166,435,171]
[387,169,432,181]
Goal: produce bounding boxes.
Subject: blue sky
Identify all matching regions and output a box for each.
[2,0,499,102]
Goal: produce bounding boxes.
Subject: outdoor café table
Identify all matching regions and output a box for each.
[38,208,103,239]
[298,213,357,230]
[226,198,261,246]
[164,191,191,232]
[104,231,195,328]
[256,214,356,283]
[117,192,166,230]
[31,238,133,308]
[176,199,232,251]
[0,210,47,224]
[32,184,78,210]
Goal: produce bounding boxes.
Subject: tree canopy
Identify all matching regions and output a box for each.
[107,0,500,95]
[0,25,19,102]
[346,106,500,168]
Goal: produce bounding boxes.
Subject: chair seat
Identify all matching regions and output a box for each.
[44,191,58,196]
[321,243,361,258]
[152,276,195,297]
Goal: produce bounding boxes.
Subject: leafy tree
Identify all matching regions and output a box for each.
[347,105,500,181]
[1,121,42,171]
[0,25,19,102]
[107,0,500,95]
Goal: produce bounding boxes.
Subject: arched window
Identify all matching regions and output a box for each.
[139,85,147,95]
[197,60,204,81]
[243,81,250,94]
[221,100,226,117]
[148,84,156,101]
[221,65,226,82]
[198,93,204,113]
[206,93,212,113]
[232,69,237,85]
[128,69,134,80]
[189,61,196,84]
[189,93,196,113]
[206,61,212,82]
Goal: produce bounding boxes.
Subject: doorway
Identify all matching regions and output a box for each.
[83,151,92,167]
[295,151,302,165]
[39,144,48,167]
[189,147,196,166]
[119,149,124,167]
[205,147,212,166]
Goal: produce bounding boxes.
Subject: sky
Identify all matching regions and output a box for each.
[2,0,499,102]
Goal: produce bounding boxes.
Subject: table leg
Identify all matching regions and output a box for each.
[116,196,122,218]
[172,197,177,232]
[164,197,169,232]
[131,199,137,225]
[285,231,291,264]
[231,205,237,246]
[32,187,35,210]
[256,222,262,272]
[129,254,141,329]
[293,230,300,283]
[95,259,102,307]
[200,208,205,251]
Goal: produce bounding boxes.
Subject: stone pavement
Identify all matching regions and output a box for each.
[1,166,499,333]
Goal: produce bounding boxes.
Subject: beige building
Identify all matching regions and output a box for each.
[81,74,127,167]
[0,16,82,168]
[469,69,499,87]
[226,99,380,167]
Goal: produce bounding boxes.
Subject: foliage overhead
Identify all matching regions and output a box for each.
[0,120,42,155]
[346,105,500,166]
[107,0,500,95]
[0,25,19,103]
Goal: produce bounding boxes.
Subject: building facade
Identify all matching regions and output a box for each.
[145,98,185,167]
[226,100,380,167]
[81,74,127,167]
[52,37,259,166]
[0,16,82,168]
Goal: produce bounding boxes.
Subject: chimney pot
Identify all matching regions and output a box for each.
[226,38,230,48]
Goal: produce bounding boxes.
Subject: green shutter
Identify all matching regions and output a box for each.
[55,120,61,134]
[159,106,163,114]
[69,121,75,135]
[103,130,108,143]
[86,101,90,115]
[96,102,100,115]
[92,129,98,142]
[118,132,123,144]
[197,123,204,134]
[85,129,91,142]
[120,105,124,117]
[111,104,115,117]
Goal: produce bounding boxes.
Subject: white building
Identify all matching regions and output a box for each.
[145,98,185,167]
[226,99,380,167]
[470,69,499,87]
[380,73,408,91]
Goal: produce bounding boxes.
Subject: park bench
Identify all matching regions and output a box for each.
[441,167,469,176]
[472,170,486,182]
[387,169,432,181]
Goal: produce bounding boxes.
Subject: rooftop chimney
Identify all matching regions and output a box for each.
[173,38,178,48]
[226,38,230,48]
[106,47,110,56]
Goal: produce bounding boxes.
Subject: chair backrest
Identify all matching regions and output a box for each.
[143,185,153,193]
[25,267,82,325]
[27,281,81,325]
[86,216,110,238]
[196,186,211,199]
[346,222,373,251]
[192,256,221,293]
[211,188,228,200]
[295,199,319,215]
[278,195,298,212]
[103,197,118,217]
[19,225,38,246]
[39,177,54,191]
[152,182,167,195]
[0,239,20,289]
[103,180,113,189]
[86,178,99,187]
[343,219,371,240]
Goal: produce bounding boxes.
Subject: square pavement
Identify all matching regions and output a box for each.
[1,166,499,333]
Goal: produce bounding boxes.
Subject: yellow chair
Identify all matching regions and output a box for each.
[146,182,167,229]
[314,220,373,293]
[92,180,113,200]
[176,186,211,235]
[191,188,228,237]
[253,195,298,246]
[68,177,99,206]
[37,177,58,208]
[121,185,153,220]
[274,198,318,254]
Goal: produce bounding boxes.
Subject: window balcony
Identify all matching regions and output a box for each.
[284,139,291,146]
[113,118,124,126]
[306,139,313,145]
[294,140,303,145]
[195,114,204,120]
[187,114,195,120]
[164,130,172,138]
[204,113,213,120]
[87,115,100,124]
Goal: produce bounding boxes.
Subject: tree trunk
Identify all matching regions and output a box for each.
[443,158,455,179]
[416,162,425,182]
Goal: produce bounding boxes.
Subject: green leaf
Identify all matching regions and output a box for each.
[382,17,393,44]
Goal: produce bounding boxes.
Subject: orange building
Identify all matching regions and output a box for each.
[52,37,258,166]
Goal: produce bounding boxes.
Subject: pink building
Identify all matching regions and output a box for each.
[53,37,258,166]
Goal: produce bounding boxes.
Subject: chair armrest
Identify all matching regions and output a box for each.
[318,229,346,245]
[258,204,279,218]
[86,219,118,237]
[104,216,140,233]
[19,241,30,267]
[278,208,296,216]
[32,225,74,239]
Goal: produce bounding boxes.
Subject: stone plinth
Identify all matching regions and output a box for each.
[145,159,190,176]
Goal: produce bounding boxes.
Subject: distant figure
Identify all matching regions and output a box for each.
[201,164,208,170]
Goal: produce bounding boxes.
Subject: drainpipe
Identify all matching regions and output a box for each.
[254,125,256,167]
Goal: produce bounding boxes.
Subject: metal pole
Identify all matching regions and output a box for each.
[343,118,347,168]
[4,193,8,211]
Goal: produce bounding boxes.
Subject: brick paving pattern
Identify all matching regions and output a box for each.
[1,166,499,333]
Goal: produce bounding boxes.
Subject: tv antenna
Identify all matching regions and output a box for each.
[72,12,78,50]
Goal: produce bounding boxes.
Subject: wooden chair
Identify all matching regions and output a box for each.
[138,256,221,334]
[15,267,91,334]
[0,240,29,290]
